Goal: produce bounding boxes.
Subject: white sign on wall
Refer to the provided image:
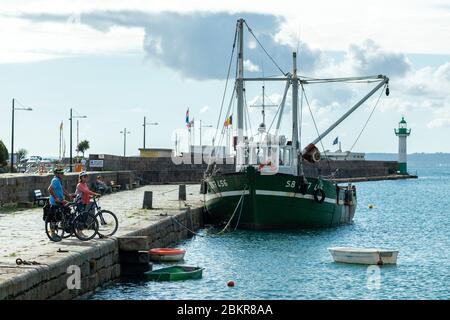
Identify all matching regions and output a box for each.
[89,160,104,168]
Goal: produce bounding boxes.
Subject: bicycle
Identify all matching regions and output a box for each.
[44,202,99,242]
[89,196,119,238]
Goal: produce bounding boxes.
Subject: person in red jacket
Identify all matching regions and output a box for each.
[75,171,101,212]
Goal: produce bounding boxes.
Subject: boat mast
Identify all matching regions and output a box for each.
[292,52,299,176]
[236,19,245,146]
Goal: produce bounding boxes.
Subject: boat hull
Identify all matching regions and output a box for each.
[328,247,399,265]
[144,266,204,281]
[204,167,356,229]
[148,248,186,262]
[149,253,185,262]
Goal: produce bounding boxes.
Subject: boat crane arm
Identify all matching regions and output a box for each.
[275,79,292,133]
[308,75,389,146]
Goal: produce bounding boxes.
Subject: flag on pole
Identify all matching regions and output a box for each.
[333,137,339,145]
[224,115,233,127]
[185,108,189,127]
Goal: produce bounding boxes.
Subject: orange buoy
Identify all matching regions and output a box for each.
[227,280,235,287]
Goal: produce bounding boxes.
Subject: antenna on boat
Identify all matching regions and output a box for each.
[250,64,277,133]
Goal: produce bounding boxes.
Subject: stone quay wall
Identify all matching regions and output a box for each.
[88,154,235,184]
[89,154,397,181]
[0,207,203,300]
[0,171,135,205]
[303,160,397,179]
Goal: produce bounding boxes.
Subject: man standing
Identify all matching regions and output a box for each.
[48,168,71,205]
[46,168,72,241]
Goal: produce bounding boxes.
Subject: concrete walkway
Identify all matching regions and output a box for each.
[0,184,203,265]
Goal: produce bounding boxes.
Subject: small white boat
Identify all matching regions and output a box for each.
[328,247,398,265]
[149,248,186,262]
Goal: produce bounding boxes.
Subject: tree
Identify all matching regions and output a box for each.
[0,140,8,167]
[76,140,90,157]
[17,148,28,162]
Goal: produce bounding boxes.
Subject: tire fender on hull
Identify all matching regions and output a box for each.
[314,188,326,204]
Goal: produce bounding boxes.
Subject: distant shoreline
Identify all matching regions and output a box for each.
[366,153,450,162]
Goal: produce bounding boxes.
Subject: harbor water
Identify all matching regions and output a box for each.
[91,162,450,300]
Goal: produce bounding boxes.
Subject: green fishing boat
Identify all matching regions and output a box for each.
[202,18,390,229]
[144,266,204,281]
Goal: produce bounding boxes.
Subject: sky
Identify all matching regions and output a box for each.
[1,0,450,157]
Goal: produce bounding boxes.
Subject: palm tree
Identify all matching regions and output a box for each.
[76,140,90,158]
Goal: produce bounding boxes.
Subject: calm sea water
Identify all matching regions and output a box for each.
[91,162,450,300]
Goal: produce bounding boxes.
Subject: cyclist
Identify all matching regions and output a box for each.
[47,168,72,240]
[75,171,101,213]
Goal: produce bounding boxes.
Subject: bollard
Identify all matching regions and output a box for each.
[179,184,187,201]
[143,191,153,209]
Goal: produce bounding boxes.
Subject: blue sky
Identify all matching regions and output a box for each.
[1,1,450,157]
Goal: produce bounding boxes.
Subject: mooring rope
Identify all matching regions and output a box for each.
[216,186,247,235]
[171,216,205,237]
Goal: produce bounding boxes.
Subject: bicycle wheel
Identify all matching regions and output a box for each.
[95,210,119,237]
[61,212,76,238]
[73,212,99,241]
[45,214,65,242]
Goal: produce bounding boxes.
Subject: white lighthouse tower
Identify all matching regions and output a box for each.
[394,117,411,174]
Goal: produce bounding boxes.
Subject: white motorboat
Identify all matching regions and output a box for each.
[328,247,398,265]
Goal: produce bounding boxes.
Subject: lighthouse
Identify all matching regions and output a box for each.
[394,117,411,174]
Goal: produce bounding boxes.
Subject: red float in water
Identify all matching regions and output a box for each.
[227,280,235,287]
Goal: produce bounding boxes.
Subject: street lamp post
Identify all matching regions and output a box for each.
[120,128,131,157]
[11,98,32,172]
[143,116,158,149]
[69,108,87,172]
[199,120,213,153]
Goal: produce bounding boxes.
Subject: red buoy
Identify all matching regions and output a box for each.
[227,280,235,287]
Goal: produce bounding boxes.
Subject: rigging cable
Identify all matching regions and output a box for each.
[300,83,333,174]
[347,84,387,155]
[243,20,287,76]
[213,25,238,149]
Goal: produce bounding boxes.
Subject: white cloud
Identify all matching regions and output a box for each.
[244,59,260,72]
[427,105,450,129]
[427,118,450,129]
[200,106,209,114]
[2,0,450,59]
[0,16,143,63]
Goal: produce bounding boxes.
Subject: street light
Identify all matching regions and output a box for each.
[143,116,158,149]
[11,98,32,172]
[120,128,131,157]
[199,119,213,152]
[69,108,87,172]
[76,118,87,155]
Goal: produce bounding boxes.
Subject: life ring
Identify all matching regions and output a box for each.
[258,160,276,172]
[314,188,326,204]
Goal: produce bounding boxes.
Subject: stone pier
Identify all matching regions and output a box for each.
[0,184,204,300]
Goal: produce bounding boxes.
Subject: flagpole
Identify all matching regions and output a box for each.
[59,122,61,160]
